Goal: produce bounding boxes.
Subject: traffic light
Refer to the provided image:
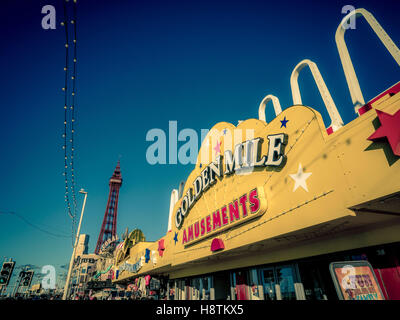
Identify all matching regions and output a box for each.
[0,261,15,286]
[21,270,34,288]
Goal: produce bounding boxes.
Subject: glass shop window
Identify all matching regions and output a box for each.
[258,265,297,300]
[168,281,175,300]
[261,268,276,300]
[298,262,330,300]
[190,278,201,300]
[276,266,296,300]
[200,276,212,300]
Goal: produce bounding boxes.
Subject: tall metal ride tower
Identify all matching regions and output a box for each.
[94,161,122,254]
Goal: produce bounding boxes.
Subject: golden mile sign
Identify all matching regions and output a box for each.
[175,133,287,231]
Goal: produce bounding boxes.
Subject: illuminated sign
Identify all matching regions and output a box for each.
[175,134,287,229]
[119,256,145,274]
[80,258,97,264]
[329,261,385,300]
[74,256,97,265]
[99,235,119,254]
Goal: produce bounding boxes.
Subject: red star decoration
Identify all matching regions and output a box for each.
[158,239,165,257]
[213,140,221,155]
[368,109,400,156]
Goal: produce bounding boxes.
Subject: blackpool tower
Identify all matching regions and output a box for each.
[94,161,122,254]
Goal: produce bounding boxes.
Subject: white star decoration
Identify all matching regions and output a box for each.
[289,163,312,192]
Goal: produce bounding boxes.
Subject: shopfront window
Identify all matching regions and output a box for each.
[258,265,298,300]
[276,266,296,300]
[298,263,329,300]
[200,276,212,300]
[185,279,191,300]
[167,281,175,300]
[297,256,340,300]
[190,278,200,300]
[261,268,276,300]
[175,280,185,300]
[175,276,212,300]
[231,270,249,300]
[213,271,231,300]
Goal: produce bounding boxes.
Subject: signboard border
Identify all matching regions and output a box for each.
[329,260,385,300]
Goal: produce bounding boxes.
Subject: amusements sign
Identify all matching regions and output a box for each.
[329,261,385,300]
[181,186,267,246]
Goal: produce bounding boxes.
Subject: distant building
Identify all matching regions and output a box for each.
[29,283,41,294]
[71,253,99,298]
[75,234,89,258]
[69,234,97,298]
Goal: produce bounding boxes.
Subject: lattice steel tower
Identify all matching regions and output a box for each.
[94,161,122,254]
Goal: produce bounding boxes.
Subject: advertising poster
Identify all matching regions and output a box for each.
[330,261,385,300]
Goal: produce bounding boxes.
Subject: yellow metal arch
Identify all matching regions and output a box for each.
[258,94,282,123]
[290,59,344,132]
[335,8,400,114]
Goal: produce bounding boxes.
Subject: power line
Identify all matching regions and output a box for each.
[0,211,70,239]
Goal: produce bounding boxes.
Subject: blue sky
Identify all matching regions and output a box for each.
[0,0,399,292]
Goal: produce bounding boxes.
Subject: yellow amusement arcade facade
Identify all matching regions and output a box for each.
[112,8,400,300]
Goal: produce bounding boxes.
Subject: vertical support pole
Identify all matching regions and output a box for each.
[62,190,87,300]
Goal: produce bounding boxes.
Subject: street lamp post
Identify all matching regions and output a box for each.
[62,189,88,300]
